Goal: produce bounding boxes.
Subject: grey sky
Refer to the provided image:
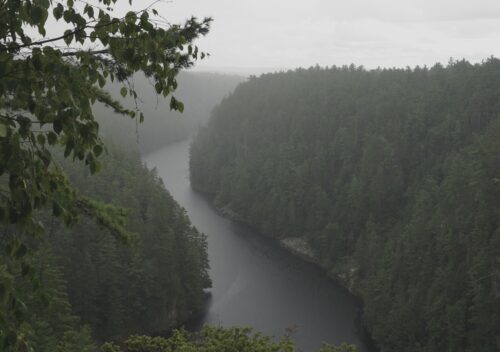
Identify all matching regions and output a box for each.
[148,0,500,75]
[42,0,500,75]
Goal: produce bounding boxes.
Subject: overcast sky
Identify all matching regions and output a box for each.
[55,0,490,76]
[143,0,500,75]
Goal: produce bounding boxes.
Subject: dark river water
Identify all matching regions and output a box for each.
[145,139,369,352]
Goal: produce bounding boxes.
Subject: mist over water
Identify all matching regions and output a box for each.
[145,139,369,352]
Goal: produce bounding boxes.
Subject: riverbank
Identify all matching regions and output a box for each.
[190,188,378,351]
[210,198,359,293]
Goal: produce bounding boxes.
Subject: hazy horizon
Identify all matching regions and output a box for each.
[39,0,500,77]
[157,0,500,75]
[187,57,498,77]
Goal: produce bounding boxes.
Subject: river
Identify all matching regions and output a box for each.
[145,139,369,352]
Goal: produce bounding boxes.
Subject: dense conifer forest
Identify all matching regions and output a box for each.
[190,59,500,352]
[2,0,499,350]
[1,144,211,350]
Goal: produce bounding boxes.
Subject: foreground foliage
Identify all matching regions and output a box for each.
[101,326,357,352]
[0,0,210,236]
[0,0,210,348]
[190,60,500,352]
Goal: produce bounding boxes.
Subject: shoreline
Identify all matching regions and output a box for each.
[190,184,379,352]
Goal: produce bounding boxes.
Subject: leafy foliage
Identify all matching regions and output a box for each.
[190,60,500,352]
[0,0,210,235]
[100,326,357,352]
[0,0,210,349]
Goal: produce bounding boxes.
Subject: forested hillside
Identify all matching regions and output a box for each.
[190,59,500,352]
[1,145,211,350]
[95,72,244,154]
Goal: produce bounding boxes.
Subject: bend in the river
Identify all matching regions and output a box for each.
[145,139,369,352]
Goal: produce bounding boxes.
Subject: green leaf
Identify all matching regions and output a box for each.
[177,101,184,113]
[155,82,162,94]
[53,3,64,20]
[63,30,73,46]
[125,11,137,24]
[170,96,184,112]
[120,87,127,97]
[85,5,94,18]
[98,74,106,88]
[31,7,43,23]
